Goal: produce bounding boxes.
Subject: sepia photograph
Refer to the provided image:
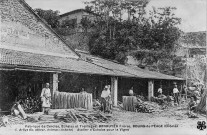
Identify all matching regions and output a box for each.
[0,0,206,135]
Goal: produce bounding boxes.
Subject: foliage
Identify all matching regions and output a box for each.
[61,18,77,29]
[32,3,183,75]
[85,0,150,63]
[34,8,60,28]
[179,31,206,47]
[85,0,183,74]
[80,17,94,33]
[132,7,182,72]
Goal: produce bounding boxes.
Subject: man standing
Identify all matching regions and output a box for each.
[157,85,162,96]
[129,87,134,96]
[40,83,51,114]
[100,85,110,112]
[173,85,179,105]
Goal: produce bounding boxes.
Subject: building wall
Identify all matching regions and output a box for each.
[0,0,78,58]
[59,11,96,27]
[58,10,97,34]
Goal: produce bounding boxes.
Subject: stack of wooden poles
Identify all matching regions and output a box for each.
[122,96,137,111]
[122,96,157,113]
[52,92,93,110]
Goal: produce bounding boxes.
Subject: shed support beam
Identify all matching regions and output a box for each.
[148,80,154,101]
[50,73,59,95]
[111,77,118,106]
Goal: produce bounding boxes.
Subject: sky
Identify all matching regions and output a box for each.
[25,0,206,32]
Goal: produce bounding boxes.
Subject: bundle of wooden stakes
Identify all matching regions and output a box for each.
[122,96,159,113]
[52,92,93,110]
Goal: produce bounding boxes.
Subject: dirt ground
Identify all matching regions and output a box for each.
[112,106,206,128]
[109,105,207,135]
[0,103,206,135]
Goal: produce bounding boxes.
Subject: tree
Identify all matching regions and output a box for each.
[86,1,183,75]
[132,7,182,73]
[85,0,149,63]
[34,8,60,28]
[80,17,93,33]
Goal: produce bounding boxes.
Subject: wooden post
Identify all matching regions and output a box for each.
[50,73,58,109]
[111,76,118,106]
[52,73,58,95]
[50,73,58,95]
[148,80,154,101]
[168,81,170,95]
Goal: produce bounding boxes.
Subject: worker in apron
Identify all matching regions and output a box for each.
[100,85,111,113]
[40,83,51,115]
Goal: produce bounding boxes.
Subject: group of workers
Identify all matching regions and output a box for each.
[157,84,203,114]
[128,83,200,115]
[157,84,180,104]
[12,83,113,116]
[11,82,203,117]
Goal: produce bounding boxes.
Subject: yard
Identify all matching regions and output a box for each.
[0,102,206,135]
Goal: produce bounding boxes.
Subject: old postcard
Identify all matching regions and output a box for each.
[0,0,206,135]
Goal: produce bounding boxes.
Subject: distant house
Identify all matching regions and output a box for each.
[175,31,206,85]
[58,9,97,32]
[57,9,98,52]
[176,31,206,58]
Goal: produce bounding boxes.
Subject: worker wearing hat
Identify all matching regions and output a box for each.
[40,83,51,114]
[173,84,179,105]
[129,87,134,96]
[100,85,111,112]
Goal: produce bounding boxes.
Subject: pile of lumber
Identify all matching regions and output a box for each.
[26,109,112,124]
[18,97,41,114]
[135,97,162,113]
[52,92,93,110]
[151,96,166,104]
[51,109,111,123]
[137,95,146,101]
[134,102,153,113]
[122,96,162,113]
[142,101,163,112]
[0,115,26,127]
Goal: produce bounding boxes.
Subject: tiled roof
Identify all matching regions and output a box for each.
[0,48,122,76]
[0,48,184,80]
[79,52,184,80]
